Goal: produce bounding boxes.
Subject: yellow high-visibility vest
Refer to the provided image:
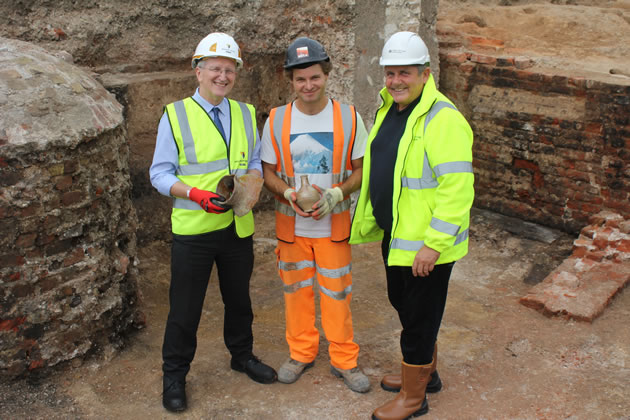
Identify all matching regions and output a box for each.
[350,74,475,266]
[165,97,257,237]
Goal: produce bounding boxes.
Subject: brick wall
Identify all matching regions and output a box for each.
[0,127,139,378]
[1,38,140,379]
[439,47,630,233]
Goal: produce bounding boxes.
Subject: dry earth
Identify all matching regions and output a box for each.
[1,208,629,419]
[2,1,630,419]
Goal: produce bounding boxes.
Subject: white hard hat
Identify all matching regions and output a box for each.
[379,31,430,66]
[192,32,243,69]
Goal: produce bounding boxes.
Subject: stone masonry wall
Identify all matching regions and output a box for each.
[0,38,139,379]
[438,40,630,234]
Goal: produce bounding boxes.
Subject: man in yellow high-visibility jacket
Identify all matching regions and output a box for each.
[350,31,474,420]
[150,32,276,413]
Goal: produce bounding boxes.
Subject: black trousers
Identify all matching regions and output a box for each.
[381,233,453,366]
[162,224,254,381]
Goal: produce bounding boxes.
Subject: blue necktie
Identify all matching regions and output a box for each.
[211,107,226,140]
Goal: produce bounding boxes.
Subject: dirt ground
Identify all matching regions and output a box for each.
[437,0,630,81]
[1,208,629,419]
[2,1,630,419]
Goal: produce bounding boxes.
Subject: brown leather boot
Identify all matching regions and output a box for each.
[380,343,442,393]
[372,361,431,420]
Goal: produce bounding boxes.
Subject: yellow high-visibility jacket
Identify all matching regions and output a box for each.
[166,97,257,237]
[350,74,474,266]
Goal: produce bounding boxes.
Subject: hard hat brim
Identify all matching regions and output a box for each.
[379,58,429,66]
[192,55,243,69]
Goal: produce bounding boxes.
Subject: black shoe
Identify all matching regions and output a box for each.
[162,377,187,412]
[231,355,278,384]
[427,370,443,393]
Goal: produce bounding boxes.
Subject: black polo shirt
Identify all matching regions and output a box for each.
[369,95,422,233]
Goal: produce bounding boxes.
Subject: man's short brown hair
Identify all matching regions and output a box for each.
[285,60,332,80]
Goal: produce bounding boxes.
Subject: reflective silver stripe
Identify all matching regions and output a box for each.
[276,171,295,188]
[430,217,460,237]
[176,160,229,176]
[390,238,424,252]
[316,262,351,279]
[173,198,202,210]
[454,228,469,245]
[319,283,352,300]
[401,177,438,190]
[390,229,469,252]
[275,200,296,216]
[272,105,288,175]
[173,100,197,164]
[283,277,315,294]
[279,259,315,271]
[339,103,354,182]
[236,101,255,164]
[424,101,457,132]
[434,161,473,178]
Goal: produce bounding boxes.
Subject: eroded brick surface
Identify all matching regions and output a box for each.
[520,211,630,321]
[0,38,139,379]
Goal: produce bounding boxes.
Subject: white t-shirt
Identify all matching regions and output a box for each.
[261,100,368,238]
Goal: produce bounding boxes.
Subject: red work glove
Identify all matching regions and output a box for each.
[188,187,228,214]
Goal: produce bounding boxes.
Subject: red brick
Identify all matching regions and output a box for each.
[7,272,21,282]
[617,239,630,253]
[585,123,603,134]
[29,359,44,370]
[459,62,476,74]
[585,250,606,262]
[61,191,84,206]
[580,226,596,239]
[470,54,496,65]
[445,52,469,64]
[19,204,41,218]
[64,159,79,174]
[514,56,534,69]
[63,247,85,267]
[0,317,26,332]
[572,245,587,258]
[16,233,37,249]
[38,275,61,292]
[54,175,73,191]
[25,248,43,259]
[0,254,25,267]
[469,36,504,48]
[12,283,35,298]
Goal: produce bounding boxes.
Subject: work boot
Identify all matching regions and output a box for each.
[372,362,431,420]
[330,365,371,393]
[381,343,442,393]
[277,357,314,384]
[162,376,187,412]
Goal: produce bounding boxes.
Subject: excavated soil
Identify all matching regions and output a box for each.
[2,1,630,419]
[1,209,629,419]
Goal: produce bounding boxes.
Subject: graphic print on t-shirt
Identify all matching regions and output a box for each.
[290,132,333,174]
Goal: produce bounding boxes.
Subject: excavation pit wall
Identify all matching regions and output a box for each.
[0,38,139,379]
[438,47,630,234]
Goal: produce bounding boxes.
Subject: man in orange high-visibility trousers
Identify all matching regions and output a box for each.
[261,37,370,393]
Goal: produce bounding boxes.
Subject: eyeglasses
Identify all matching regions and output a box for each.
[199,66,236,77]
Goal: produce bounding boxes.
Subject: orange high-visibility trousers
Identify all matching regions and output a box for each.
[275,236,359,370]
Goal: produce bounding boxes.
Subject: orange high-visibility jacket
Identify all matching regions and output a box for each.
[268,100,357,243]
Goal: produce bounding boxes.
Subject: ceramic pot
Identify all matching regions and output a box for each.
[216,174,264,216]
[296,175,320,213]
